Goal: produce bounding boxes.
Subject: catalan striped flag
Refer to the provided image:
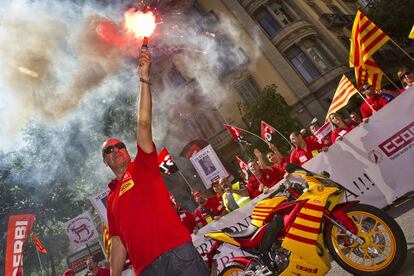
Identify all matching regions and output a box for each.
[349,10,390,68]
[409,25,414,39]
[355,57,383,90]
[32,234,47,254]
[326,75,358,119]
[102,222,111,258]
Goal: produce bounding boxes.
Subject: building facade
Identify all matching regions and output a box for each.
[157,0,362,189]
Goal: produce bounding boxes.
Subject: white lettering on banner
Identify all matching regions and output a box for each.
[12,221,28,276]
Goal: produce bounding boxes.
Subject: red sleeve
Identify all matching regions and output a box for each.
[331,130,339,144]
[134,143,158,171]
[360,103,372,119]
[289,150,299,165]
[247,178,259,199]
[193,209,202,223]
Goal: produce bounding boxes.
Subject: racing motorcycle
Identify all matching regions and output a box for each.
[203,163,407,276]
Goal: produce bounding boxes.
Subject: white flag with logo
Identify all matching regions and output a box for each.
[64,211,98,251]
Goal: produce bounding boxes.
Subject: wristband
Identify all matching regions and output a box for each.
[140,78,152,85]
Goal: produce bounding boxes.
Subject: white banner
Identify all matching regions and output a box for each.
[192,88,414,271]
[64,211,99,251]
[89,188,110,226]
[190,145,227,189]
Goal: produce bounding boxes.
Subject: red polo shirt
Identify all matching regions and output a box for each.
[193,196,225,226]
[290,137,324,166]
[247,168,282,199]
[360,94,388,119]
[177,210,196,234]
[107,144,191,275]
[331,122,357,143]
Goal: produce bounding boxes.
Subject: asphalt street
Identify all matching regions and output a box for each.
[328,193,414,276]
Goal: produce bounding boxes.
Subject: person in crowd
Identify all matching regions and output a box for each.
[247,160,282,199]
[170,194,196,234]
[328,112,358,143]
[254,145,288,175]
[359,83,388,120]
[309,119,332,146]
[300,128,308,137]
[103,49,208,275]
[289,132,327,166]
[398,67,414,91]
[218,176,250,212]
[350,111,362,126]
[85,256,110,276]
[193,190,226,230]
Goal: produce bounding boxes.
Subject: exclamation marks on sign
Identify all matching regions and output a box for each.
[353,181,363,194]
[363,173,375,186]
[358,177,370,191]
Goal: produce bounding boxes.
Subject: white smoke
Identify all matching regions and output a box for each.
[0,0,260,203]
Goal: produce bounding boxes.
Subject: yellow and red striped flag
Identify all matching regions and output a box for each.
[102,222,111,258]
[326,75,359,119]
[355,57,383,90]
[349,10,390,68]
[32,234,47,254]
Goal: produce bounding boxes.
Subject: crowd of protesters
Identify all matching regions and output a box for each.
[168,67,414,236]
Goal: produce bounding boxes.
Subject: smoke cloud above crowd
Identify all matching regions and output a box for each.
[0,0,258,204]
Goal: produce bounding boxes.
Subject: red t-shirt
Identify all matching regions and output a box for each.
[360,94,388,119]
[331,122,358,143]
[247,168,282,199]
[290,137,324,166]
[193,196,225,226]
[96,267,110,276]
[107,144,191,274]
[177,210,196,234]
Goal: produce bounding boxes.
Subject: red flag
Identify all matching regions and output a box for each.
[5,214,36,276]
[32,234,47,254]
[224,124,251,145]
[260,121,276,142]
[158,148,179,175]
[235,155,249,181]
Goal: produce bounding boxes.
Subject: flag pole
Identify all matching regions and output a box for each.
[36,248,45,275]
[382,72,400,90]
[389,39,414,62]
[272,129,293,148]
[356,91,376,113]
[178,170,192,191]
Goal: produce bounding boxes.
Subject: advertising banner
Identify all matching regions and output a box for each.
[5,214,36,276]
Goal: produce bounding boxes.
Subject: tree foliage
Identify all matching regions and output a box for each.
[239,84,300,158]
[366,0,414,44]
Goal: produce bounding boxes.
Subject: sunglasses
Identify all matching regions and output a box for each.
[102,142,126,156]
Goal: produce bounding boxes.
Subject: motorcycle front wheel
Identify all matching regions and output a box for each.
[218,261,246,276]
[326,203,407,275]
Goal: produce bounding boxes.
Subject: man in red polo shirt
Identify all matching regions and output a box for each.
[193,191,226,230]
[247,160,282,199]
[359,83,388,120]
[289,132,327,166]
[103,50,208,275]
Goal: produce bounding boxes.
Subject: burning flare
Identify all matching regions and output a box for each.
[124,9,156,39]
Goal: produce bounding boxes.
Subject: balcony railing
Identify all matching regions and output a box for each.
[320,13,353,28]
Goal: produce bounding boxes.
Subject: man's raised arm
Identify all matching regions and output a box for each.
[137,50,153,153]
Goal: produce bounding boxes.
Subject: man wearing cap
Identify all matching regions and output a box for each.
[103,50,208,275]
[193,191,226,230]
